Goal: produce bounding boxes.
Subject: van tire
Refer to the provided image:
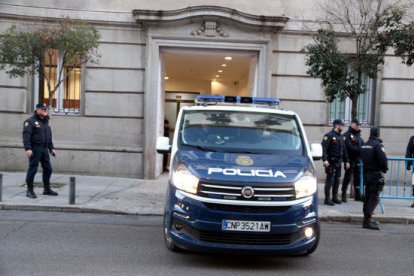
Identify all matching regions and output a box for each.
[164,213,180,252]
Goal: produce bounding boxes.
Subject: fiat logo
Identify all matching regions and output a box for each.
[241,186,254,199]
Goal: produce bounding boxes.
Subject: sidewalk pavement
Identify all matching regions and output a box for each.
[1,172,413,224]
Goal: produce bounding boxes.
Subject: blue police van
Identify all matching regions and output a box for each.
[156,95,322,255]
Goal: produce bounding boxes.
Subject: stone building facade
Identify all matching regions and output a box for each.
[0,0,413,179]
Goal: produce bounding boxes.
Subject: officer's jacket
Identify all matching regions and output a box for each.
[405,136,414,167]
[343,127,364,162]
[360,137,388,173]
[22,113,54,151]
[321,129,348,162]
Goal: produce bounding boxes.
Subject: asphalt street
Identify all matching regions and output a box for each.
[0,210,413,276]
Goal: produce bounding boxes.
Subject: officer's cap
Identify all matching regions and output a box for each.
[370,127,380,138]
[35,103,48,110]
[332,119,345,126]
[351,118,361,125]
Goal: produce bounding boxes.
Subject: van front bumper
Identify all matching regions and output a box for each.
[165,186,319,254]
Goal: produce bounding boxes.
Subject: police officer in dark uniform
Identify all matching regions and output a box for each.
[163,119,170,172]
[405,135,414,207]
[321,119,350,205]
[22,103,58,198]
[360,127,388,230]
[341,118,364,202]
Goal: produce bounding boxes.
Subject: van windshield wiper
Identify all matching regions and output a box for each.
[183,143,217,152]
[226,150,256,154]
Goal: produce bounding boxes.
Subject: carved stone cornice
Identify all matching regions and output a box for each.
[132,5,289,32]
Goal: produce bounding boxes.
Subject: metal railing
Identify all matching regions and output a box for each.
[359,157,414,213]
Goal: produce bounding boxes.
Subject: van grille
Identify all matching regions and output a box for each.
[191,228,303,245]
[197,181,296,201]
[203,203,291,213]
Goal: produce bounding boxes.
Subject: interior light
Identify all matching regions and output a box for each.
[218,70,223,73]
[164,76,169,80]
[224,56,232,60]
[215,75,220,77]
[221,64,227,67]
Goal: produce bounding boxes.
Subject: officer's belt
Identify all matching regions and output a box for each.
[328,157,341,161]
[32,143,48,148]
[364,169,382,174]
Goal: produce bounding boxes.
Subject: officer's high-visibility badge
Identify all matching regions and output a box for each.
[333,137,336,141]
[382,147,386,153]
[24,122,29,127]
[343,136,346,140]
[323,136,328,140]
[35,121,40,128]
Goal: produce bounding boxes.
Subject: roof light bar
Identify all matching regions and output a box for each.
[253,97,280,105]
[195,95,280,106]
[195,95,225,103]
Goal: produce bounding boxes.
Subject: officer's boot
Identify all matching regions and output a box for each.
[43,183,58,196]
[371,219,379,226]
[324,194,335,206]
[26,183,37,199]
[362,215,380,230]
[332,194,341,204]
[341,193,347,203]
[354,190,362,201]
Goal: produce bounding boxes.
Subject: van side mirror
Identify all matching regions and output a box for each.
[310,143,322,161]
[156,136,171,154]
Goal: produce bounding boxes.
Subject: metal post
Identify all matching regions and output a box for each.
[69,176,76,205]
[0,173,3,202]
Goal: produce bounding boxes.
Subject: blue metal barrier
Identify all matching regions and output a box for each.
[359,157,414,214]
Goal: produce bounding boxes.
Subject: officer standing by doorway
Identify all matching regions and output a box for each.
[341,118,364,202]
[405,135,414,207]
[360,127,388,230]
[22,103,58,199]
[321,119,350,205]
[163,119,170,172]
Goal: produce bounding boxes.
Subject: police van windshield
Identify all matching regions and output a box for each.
[180,110,304,155]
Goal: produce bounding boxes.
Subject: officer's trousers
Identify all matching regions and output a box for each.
[25,145,52,190]
[341,162,361,197]
[363,171,384,217]
[324,160,342,198]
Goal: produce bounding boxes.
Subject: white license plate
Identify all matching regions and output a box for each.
[222,220,271,232]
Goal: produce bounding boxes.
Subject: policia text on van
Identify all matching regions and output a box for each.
[156,95,323,255]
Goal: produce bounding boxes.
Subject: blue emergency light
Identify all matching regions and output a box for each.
[195,95,280,106]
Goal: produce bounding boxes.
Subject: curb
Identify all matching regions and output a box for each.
[0,204,163,216]
[319,215,414,224]
[2,203,413,224]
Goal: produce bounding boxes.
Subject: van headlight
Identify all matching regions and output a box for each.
[172,164,199,194]
[294,171,317,199]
